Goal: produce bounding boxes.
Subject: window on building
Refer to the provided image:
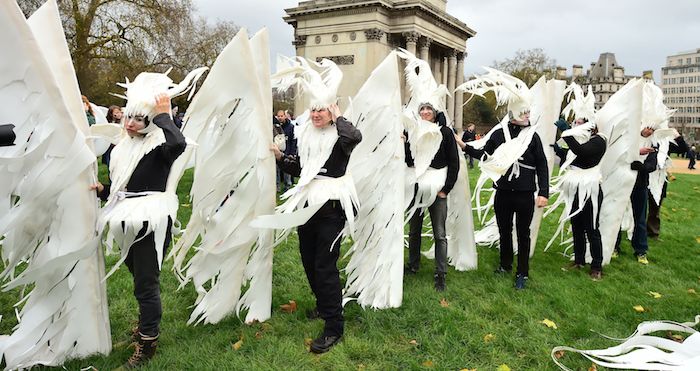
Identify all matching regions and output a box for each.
[687,58,692,64]
[696,57,700,63]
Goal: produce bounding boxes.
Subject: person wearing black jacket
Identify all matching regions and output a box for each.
[647,133,688,237]
[554,118,607,279]
[461,123,476,168]
[92,94,186,368]
[460,112,549,289]
[272,104,362,354]
[404,104,460,292]
[614,127,658,264]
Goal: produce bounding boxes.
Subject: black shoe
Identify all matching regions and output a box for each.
[514,274,527,290]
[306,308,321,320]
[434,273,446,292]
[494,266,511,275]
[310,334,342,354]
[404,265,419,275]
[124,332,158,369]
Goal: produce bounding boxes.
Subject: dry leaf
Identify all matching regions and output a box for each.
[496,365,511,371]
[357,364,366,370]
[688,289,697,294]
[231,338,243,351]
[554,350,566,359]
[588,364,598,371]
[648,291,662,299]
[541,318,558,329]
[483,333,495,343]
[696,237,700,244]
[667,332,685,342]
[409,339,418,346]
[633,305,645,312]
[304,337,313,346]
[460,369,477,371]
[279,300,297,313]
[439,298,449,308]
[422,360,434,367]
[255,331,263,340]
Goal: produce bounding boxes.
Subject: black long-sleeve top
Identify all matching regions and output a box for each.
[277,116,362,179]
[631,151,658,189]
[98,113,186,201]
[562,135,606,169]
[463,124,549,198]
[404,124,460,195]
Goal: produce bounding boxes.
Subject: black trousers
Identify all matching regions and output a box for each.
[571,188,603,271]
[646,185,666,237]
[124,218,172,337]
[494,190,534,276]
[298,202,345,337]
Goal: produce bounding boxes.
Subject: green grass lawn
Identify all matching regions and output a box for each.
[2,166,699,370]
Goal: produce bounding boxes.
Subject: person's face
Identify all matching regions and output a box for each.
[311,108,332,128]
[124,115,147,137]
[83,101,90,112]
[419,107,435,122]
[468,125,475,132]
[574,118,585,127]
[641,127,655,138]
[276,110,287,124]
[112,108,123,121]
[511,111,530,126]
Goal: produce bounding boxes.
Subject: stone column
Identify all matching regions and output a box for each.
[402,31,420,56]
[292,35,308,114]
[418,37,431,62]
[447,49,457,124]
[454,52,466,133]
[442,56,448,85]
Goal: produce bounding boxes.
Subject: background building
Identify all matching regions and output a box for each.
[284,0,475,132]
[661,48,700,143]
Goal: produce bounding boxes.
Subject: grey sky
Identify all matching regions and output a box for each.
[194,0,700,81]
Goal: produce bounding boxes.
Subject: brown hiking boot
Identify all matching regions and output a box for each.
[123,333,158,369]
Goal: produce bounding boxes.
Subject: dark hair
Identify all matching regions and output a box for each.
[106,105,121,123]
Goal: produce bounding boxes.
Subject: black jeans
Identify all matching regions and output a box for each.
[571,188,603,271]
[298,202,345,337]
[407,197,448,274]
[124,218,172,337]
[494,190,534,276]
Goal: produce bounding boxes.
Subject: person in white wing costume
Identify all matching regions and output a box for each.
[256,56,362,354]
[547,84,607,280]
[456,68,549,290]
[91,66,205,368]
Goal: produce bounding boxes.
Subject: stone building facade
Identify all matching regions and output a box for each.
[661,48,700,142]
[284,0,475,132]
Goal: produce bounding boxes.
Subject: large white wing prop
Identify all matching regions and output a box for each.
[342,52,405,309]
[0,1,110,368]
[168,28,276,325]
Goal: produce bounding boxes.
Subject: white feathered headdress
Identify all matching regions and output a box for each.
[641,81,674,132]
[271,56,342,109]
[397,49,450,118]
[456,67,532,119]
[562,83,596,122]
[114,67,208,120]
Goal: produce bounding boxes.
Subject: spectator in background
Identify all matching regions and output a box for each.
[103,105,123,167]
[276,110,297,190]
[82,95,96,126]
[461,123,476,168]
[689,146,697,170]
[172,106,183,129]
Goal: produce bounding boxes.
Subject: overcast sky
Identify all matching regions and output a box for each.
[193,0,700,82]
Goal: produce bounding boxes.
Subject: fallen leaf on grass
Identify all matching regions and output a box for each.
[483,333,495,343]
[496,364,511,371]
[279,300,297,313]
[232,337,243,351]
[667,332,685,342]
[255,331,263,340]
[439,298,449,307]
[422,360,434,367]
[688,289,697,294]
[588,364,598,371]
[181,203,191,208]
[633,305,645,312]
[696,237,700,244]
[304,338,313,346]
[647,291,662,299]
[460,369,477,371]
[541,318,558,329]
[554,350,565,359]
[409,339,418,346]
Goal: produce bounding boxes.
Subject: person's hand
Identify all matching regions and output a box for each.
[671,128,680,138]
[270,144,282,160]
[90,182,104,193]
[640,147,656,155]
[454,134,466,149]
[328,103,341,122]
[554,118,569,132]
[536,196,548,208]
[400,133,406,142]
[154,93,171,115]
[437,191,447,199]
